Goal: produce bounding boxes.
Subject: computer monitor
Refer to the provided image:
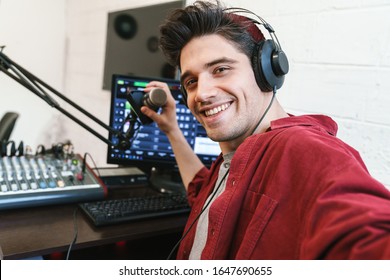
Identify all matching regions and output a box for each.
[107,75,220,191]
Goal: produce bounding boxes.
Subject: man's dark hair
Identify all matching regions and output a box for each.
[159,0,264,69]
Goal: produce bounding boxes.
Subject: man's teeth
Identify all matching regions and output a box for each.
[205,103,230,117]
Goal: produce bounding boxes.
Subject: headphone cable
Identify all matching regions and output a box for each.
[250,86,277,135]
[166,167,230,260]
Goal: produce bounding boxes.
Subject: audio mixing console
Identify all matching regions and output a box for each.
[0,153,107,210]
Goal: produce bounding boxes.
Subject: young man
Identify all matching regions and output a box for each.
[141,1,390,259]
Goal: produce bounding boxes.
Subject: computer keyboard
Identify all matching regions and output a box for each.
[79,193,190,226]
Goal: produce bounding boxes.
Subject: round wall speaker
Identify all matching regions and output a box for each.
[114,14,137,40]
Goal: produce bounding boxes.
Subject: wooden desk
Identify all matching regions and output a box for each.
[0,186,188,260]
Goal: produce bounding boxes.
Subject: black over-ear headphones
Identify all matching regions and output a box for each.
[180,7,289,104]
[224,7,289,92]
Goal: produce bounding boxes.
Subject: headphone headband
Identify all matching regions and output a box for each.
[224,7,289,92]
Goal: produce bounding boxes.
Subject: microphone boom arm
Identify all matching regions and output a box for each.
[0,50,123,146]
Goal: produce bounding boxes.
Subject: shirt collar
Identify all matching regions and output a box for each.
[269,114,338,136]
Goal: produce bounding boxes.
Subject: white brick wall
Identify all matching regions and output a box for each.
[243,0,390,187]
[1,0,389,187]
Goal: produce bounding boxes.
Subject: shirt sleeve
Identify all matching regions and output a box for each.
[301,172,390,259]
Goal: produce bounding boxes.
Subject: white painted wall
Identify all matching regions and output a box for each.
[1,0,389,187]
[0,0,66,148]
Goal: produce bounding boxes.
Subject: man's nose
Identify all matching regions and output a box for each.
[194,76,217,103]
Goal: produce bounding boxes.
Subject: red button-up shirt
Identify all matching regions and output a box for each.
[177,115,390,259]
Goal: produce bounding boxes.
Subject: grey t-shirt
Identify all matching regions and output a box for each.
[189,152,234,259]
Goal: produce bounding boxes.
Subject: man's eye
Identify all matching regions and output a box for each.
[214,66,229,74]
[185,79,196,89]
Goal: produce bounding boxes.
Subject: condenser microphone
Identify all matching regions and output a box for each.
[143,88,167,110]
[126,88,167,124]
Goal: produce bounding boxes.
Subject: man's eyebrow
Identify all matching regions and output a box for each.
[180,57,238,84]
[205,57,238,68]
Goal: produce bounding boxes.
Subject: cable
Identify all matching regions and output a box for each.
[166,168,230,260]
[250,86,277,135]
[35,144,46,155]
[66,207,79,260]
[82,152,101,178]
[66,152,100,259]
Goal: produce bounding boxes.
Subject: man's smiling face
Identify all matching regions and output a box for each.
[180,34,266,151]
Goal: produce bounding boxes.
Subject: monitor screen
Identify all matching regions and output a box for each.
[107,75,221,175]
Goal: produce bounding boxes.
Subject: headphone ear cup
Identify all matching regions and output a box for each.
[252,39,288,92]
